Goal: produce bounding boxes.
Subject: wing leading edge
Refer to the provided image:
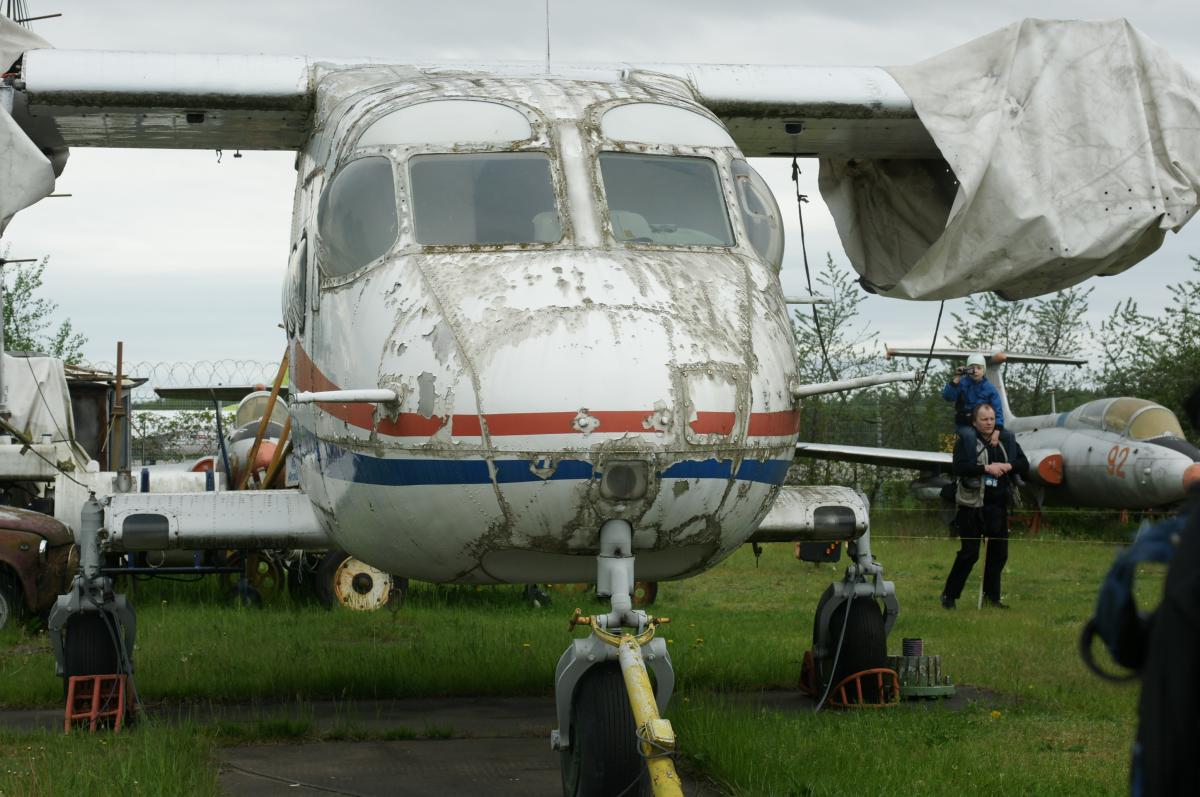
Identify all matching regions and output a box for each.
[795,442,953,474]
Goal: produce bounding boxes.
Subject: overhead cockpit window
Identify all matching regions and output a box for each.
[599,153,733,246]
[317,156,398,276]
[732,159,784,269]
[409,153,561,246]
[359,100,533,147]
[1127,406,1186,440]
[601,103,735,148]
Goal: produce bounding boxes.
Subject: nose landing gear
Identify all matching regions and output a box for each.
[552,520,681,797]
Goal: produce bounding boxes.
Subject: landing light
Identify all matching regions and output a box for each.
[600,461,648,501]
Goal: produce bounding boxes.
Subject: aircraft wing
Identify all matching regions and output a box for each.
[155,385,289,402]
[12,49,931,157]
[885,347,1088,366]
[795,442,952,474]
[5,17,1200,300]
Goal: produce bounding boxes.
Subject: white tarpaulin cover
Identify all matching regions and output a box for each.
[1,353,76,444]
[821,19,1200,300]
[0,16,53,235]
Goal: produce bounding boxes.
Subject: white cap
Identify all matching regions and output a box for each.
[966,354,987,369]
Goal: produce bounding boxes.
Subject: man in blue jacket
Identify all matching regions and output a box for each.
[942,353,1004,447]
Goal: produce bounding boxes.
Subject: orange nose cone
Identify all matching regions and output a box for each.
[1184,463,1200,494]
[1038,453,1064,486]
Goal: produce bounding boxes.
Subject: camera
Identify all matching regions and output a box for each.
[956,365,968,375]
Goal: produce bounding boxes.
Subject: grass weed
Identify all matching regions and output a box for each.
[0,511,1161,795]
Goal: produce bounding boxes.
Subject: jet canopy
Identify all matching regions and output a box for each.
[1068,397,1185,440]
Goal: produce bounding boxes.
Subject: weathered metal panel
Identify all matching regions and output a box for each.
[105,490,330,550]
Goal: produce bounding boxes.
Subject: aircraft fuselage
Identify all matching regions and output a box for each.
[283,70,798,583]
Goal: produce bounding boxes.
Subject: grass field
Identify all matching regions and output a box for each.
[0,512,1159,796]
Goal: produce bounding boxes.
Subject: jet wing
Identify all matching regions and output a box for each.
[795,442,952,474]
[155,385,289,402]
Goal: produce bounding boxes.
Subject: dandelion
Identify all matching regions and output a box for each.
[990,710,1002,719]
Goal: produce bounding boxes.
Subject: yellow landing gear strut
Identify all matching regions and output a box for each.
[571,611,683,797]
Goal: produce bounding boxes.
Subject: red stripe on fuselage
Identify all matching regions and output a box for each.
[292,344,798,438]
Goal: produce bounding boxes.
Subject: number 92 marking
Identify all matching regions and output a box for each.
[1107,445,1130,478]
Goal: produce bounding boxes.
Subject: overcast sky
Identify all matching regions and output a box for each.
[4,0,1200,368]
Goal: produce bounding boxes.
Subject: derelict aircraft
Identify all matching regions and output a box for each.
[797,349,1200,521]
[3,13,1200,796]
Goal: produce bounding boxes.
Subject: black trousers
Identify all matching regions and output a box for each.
[943,502,1009,602]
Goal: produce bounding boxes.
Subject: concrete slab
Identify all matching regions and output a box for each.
[0,688,997,795]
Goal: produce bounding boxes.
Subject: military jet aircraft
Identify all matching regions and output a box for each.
[796,348,1200,516]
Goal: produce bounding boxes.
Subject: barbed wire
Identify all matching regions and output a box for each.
[79,359,279,402]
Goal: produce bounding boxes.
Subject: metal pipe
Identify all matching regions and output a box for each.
[793,370,917,398]
[236,352,288,490]
[112,341,132,491]
[618,636,682,797]
[261,417,291,489]
[290,388,397,404]
[0,260,7,421]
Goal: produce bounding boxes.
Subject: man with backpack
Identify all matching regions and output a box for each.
[940,403,1029,609]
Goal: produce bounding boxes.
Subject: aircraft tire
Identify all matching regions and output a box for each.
[823,597,888,703]
[62,611,122,697]
[560,662,649,797]
[316,550,408,611]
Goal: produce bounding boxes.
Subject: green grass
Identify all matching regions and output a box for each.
[0,515,1161,795]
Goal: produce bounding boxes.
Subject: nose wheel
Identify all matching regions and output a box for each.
[552,520,681,796]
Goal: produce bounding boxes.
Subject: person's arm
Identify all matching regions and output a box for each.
[941,380,960,402]
[952,435,984,477]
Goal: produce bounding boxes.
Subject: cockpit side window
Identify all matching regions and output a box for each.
[599,153,733,247]
[732,159,784,269]
[317,156,398,277]
[409,153,561,246]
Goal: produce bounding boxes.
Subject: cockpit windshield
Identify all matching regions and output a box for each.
[599,153,733,247]
[1075,397,1187,439]
[409,153,561,246]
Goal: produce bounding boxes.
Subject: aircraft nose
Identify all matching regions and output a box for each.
[1184,463,1200,494]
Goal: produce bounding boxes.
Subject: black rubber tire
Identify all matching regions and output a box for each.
[0,575,21,631]
[227,585,264,609]
[825,597,888,703]
[62,612,122,696]
[560,663,649,797]
[632,581,658,608]
[315,550,407,611]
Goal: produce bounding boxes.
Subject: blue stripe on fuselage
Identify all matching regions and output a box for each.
[314,439,789,487]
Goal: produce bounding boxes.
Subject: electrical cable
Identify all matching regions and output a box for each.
[911,299,946,396]
[812,589,855,713]
[220,762,369,797]
[791,156,837,383]
[21,355,70,443]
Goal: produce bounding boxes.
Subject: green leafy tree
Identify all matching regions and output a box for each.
[948,287,1092,415]
[1095,257,1200,436]
[1,255,87,363]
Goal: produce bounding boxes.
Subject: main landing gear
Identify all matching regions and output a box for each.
[552,520,680,797]
[47,496,137,710]
[802,529,899,706]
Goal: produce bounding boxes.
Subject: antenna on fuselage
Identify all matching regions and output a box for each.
[543,0,551,74]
